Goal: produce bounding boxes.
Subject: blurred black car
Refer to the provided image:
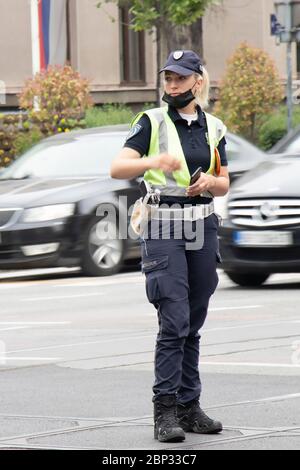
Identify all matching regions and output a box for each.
[0,125,267,276]
[0,126,141,276]
[219,156,300,286]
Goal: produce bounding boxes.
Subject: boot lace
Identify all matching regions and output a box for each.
[189,401,213,425]
[157,403,178,428]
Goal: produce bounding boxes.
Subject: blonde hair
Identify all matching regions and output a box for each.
[193,67,210,109]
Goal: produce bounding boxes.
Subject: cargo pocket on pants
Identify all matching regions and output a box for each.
[142,255,168,305]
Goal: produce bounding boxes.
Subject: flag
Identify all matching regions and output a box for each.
[35,0,67,71]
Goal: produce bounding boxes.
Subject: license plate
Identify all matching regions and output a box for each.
[233,231,293,247]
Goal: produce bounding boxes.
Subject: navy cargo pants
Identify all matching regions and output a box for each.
[140,213,221,405]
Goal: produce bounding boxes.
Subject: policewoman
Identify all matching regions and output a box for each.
[111,50,229,443]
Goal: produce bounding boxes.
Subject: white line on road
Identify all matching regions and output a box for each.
[0,274,143,289]
[0,327,32,332]
[4,318,300,354]
[201,361,300,368]
[6,334,156,354]
[146,305,264,318]
[207,392,300,410]
[0,322,71,325]
[0,322,71,332]
[0,357,61,361]
[54,277,144,288]
[204,318,300,332]
[209,305,262,312]
[22,293,104,301]
[0,268,79,280]
[0,269,299,285]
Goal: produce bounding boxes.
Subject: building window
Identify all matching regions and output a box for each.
[119,7,145,84]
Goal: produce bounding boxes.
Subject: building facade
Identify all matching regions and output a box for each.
[0,0,297,109]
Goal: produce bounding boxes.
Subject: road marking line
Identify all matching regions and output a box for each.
[0,357,61,361]
[206,392,300,410]
[204,318,300,332]
[201,361,300,368]
[0,268,79,279]
[209,305,262,312]
[55,278,144,288]
[22,293,104,301]
[7,334,156,354]
[0,322,71,325]
[5,320,300,353]
[0,327,32,332]
[0,322,70,333]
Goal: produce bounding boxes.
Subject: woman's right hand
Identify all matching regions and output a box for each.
[150,153,182,173]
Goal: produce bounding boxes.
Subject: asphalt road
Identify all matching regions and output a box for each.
[0,267,299,450]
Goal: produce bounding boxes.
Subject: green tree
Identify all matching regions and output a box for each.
[214,42,284,143]
[97,0,220,105]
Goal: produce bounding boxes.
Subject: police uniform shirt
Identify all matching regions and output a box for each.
[124,105,228,206]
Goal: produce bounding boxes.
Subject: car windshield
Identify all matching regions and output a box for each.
[0,133,126,179]
[226,134,264,162]
[281,134,300,154]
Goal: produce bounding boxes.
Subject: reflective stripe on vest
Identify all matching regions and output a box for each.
[131,107,226,198]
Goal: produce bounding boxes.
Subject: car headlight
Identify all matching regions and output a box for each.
[21,204,75,223]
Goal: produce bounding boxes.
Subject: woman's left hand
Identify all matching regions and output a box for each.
[186,173,216,197]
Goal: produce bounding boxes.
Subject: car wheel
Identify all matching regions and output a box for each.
[225,271,269,287]
[81,216,125,276]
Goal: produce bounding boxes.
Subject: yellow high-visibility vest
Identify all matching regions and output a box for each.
[131,107,226,198]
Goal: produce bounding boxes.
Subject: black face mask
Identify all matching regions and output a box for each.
[162,83,197,109]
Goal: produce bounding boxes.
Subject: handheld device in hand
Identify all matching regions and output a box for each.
[190,167,202,185]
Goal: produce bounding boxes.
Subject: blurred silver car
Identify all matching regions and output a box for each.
[219,155,300,286]
[214,132,267,218]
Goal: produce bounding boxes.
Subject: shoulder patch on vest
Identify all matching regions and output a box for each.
[126,124,143,141]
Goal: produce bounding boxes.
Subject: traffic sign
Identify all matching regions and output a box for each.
[270,14,281,36]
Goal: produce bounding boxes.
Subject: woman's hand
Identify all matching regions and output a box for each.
[150,153,182,173]
[186,173,216,197]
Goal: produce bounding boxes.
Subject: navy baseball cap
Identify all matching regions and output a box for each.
[159,50,204,76]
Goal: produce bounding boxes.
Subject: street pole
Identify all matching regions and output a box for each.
[30,0,40,76]
[285,0,293,134]
[30,0,40,111]
[287,40,293,133]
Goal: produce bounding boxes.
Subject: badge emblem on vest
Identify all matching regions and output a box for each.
[126,124,142,141]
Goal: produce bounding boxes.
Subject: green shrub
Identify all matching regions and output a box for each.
[84,104,134,128]
[13,126,44,157]
[141,102,156,112]
[258,106,300,150]
[0,113,26,167]
[84,102,157,128]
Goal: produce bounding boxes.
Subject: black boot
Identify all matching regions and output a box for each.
[177,399,223,434]
[154,395,185,442]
